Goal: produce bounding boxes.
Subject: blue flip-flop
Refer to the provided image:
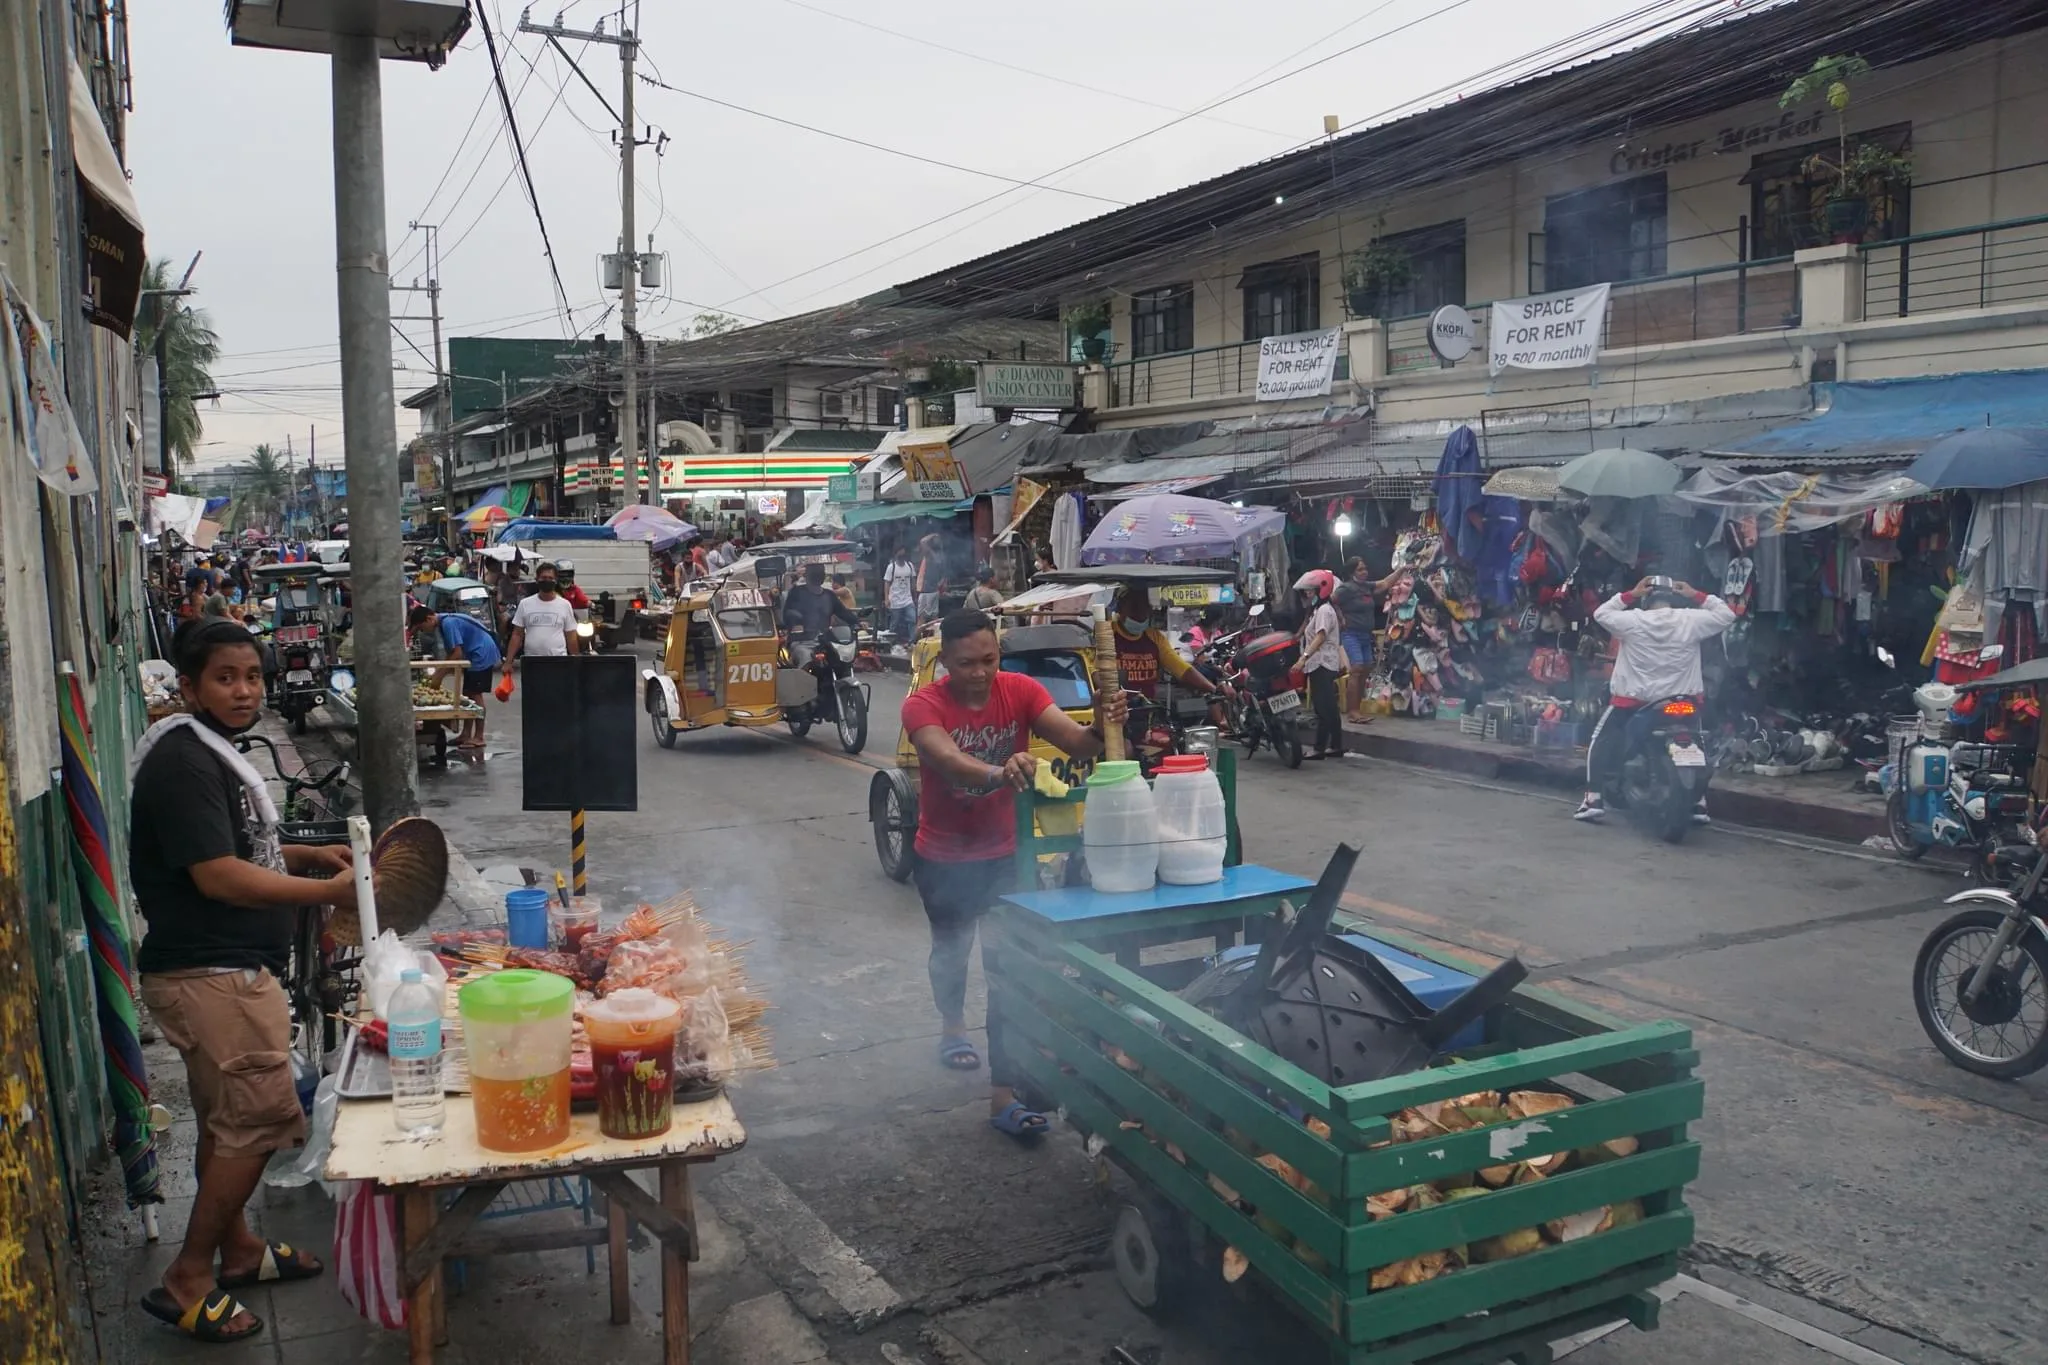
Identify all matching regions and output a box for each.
[989,1101,1048,1140]
[940,1034,981,1070]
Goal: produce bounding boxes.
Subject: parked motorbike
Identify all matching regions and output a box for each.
[1600,695,1711,843]
[1219,608,1304,769]
[259,622,329,735]
[1886,734,2033,880]
[782,624,870,754]
[1913,834,2048,1077]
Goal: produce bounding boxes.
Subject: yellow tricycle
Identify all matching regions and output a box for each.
[640,580,791,746]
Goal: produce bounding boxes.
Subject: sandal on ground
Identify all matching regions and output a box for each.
[218,1239,324,1289]
[140,1287,263,1343]
[988,1101,1048,1140]
[939,1034,981,1070]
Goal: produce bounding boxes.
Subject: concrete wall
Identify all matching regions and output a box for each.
[1085,29,2048,428]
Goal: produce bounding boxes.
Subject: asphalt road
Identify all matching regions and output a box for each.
[336,653,2044,1365]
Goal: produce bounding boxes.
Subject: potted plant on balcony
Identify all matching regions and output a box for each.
[1343,227,1413,318]
[1062,298,1112,361]
[1779,54,1912,243]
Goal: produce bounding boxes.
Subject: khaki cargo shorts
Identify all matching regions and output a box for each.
[142,969,308,1158]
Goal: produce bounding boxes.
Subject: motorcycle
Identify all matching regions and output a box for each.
[1886,733,2033,880]
[781,623,870,754]
[1600,695,1711,844]
[1218,607,1304,769]
[1912,834,2048,1077]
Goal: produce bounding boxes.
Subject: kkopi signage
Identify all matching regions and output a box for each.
[1486,283,1610,376]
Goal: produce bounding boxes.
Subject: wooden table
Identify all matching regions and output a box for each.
[326,1094,746,1363]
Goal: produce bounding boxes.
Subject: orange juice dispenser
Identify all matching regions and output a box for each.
[458,970,574,1152]
[583,988,683,1140]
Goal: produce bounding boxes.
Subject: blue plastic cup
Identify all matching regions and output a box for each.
[506,887,552,949]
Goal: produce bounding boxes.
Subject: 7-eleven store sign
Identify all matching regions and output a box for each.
[561,457,679,496]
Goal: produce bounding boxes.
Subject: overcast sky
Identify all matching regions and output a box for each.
[126,0,1692,470]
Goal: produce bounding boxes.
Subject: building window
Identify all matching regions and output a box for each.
[1748,123,1911,257]
[1241,254,1320,341]
[873,387,900,425]
[1130,283,1194,358]
[1544,174,1667,291]
[1352,221,1466,318]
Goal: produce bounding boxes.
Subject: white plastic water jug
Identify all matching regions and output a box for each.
[1151,754,1226,885]
[1082,760,1159,893]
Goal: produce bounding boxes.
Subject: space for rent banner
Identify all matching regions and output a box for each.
[1255,327,1342,402]
[1487,282,1610,376]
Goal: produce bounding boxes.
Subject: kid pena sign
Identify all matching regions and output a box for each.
[1487,282,1610,376]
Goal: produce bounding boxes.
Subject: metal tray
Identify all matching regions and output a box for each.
[333,1024,468,1100]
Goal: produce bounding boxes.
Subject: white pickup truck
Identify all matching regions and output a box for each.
[498,532,653,650]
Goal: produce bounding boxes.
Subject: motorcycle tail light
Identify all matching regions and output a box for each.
[1669,729,1694,746]
[1660,699,1697,717]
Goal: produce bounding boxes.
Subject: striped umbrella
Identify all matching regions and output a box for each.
[58,667,160,1207]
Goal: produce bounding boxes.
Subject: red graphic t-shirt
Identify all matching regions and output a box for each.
[900,671,1054,862]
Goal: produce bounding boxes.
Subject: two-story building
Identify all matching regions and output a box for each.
[892,0,2048,501]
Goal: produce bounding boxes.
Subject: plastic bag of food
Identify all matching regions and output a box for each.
[674,989,731,1091]
[599,937,687,995]
[364,931,447,1020]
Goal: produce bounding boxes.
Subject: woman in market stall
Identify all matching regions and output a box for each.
[129,617,360,1342]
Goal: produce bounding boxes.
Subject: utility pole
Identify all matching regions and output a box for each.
[394,222,451,525]
[333,32,418,829]
[518,7,651,509]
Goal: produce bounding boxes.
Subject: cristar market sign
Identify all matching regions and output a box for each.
[1487,283,1610,376]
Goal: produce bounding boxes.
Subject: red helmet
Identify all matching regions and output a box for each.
[1293,569,1337,599]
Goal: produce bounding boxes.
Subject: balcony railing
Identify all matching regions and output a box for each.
[1385,254,1800,374]
[1861,213,2048,319]
[1107,337,1350,408]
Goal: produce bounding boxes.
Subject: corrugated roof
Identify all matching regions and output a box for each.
[892,0,2046,308]
[1705,372,2048,467]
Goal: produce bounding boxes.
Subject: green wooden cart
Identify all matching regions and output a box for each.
[989,779,1701,1365]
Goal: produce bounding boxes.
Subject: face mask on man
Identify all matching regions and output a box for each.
[537,578,558,596]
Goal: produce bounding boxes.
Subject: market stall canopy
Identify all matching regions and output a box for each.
[997,580,1112,613]
[1958,656,2048,692]
[844,498,971,528]
[1082,493,1285,565]
[458,486,509,523]
[476,545,543,563]
[1671,466,1928,533]
[1015,421,1213,477]
[1556,448,1681,499]
[496,518,618,543]
[1482,466,1563,501]
[1900,426,2048,490]
[70,58,145,337]
[781,498,843,534]
[1034,564,1236,586]
[1707,373,2048,467]
[605,503,698,549]
[876,420,1059,502]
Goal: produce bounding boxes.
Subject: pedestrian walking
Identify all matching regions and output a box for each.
[900,609,1127,1139]
[1296,569,1345,759]
[883,545,918,646]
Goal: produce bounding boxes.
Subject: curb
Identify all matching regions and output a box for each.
[1338,721,1885,846]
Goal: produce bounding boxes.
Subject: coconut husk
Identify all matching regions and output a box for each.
[1207,1173,1242,1206]
[1477,1163,1517,1188]
[1506,1090,1575,1119]
[1450,1090,1502,1110]
[1365,1189,1407,1221]
[1607,1198,1645,1228]
[328,817,448,945]
[1221,1246,1249,1283]
[1544,1208,1612,1243]
[1470,1227,1543,1262]
[1256,1153,1304,1192]
[1304,1116,1332,1140]
[1525,1150,1571,1176]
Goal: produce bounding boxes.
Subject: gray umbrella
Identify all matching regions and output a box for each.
[1556,447,1681,499]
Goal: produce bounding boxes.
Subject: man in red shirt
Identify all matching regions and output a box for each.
[903,608,1127,1139]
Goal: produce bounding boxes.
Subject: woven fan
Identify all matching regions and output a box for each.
[329,817,450,945]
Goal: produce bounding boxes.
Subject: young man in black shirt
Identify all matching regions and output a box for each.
[130,618,359,1343]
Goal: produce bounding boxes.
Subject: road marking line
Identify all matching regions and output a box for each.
[715,1157,905,1326]
[1669,1275,1908,1364]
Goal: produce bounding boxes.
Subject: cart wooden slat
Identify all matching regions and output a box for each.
[327,1095,745,1364]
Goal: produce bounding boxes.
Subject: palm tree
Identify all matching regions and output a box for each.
[238,443,293,531]
[132,258,221,464]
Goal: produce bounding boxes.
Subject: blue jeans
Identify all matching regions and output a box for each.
[888,605,916,642]
[1340,629,1372,668]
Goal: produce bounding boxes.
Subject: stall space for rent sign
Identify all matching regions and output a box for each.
[1255,327,1342,402]
[1488,282,1610,376]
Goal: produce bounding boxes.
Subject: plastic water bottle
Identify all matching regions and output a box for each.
[387,967,446,1136]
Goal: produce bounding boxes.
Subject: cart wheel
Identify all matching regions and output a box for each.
[1112,1200,1192,1316]
[651,692,678,749]
[870,772,917,883]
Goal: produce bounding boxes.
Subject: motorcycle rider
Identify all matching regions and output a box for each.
[1575,575,1736,824]
[1110,585,1227,731]
[782,562,860,643]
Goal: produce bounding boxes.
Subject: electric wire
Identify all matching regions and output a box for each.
[474,3,577,334]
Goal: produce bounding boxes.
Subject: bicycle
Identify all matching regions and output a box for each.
[234,733,359,1077]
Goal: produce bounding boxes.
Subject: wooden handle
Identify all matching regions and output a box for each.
[1092,612,1125,763]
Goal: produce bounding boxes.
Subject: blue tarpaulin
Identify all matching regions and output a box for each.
[495,518,619,542]
[1711,372,2048,466]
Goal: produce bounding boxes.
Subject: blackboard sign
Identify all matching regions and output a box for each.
[520,655,639,812]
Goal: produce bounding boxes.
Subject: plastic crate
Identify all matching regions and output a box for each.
[1458,713,1487,738]
[992,911,1698,1365]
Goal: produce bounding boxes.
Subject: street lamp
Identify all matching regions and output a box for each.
[225,0,471,833]
[1333,512,1354,562]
